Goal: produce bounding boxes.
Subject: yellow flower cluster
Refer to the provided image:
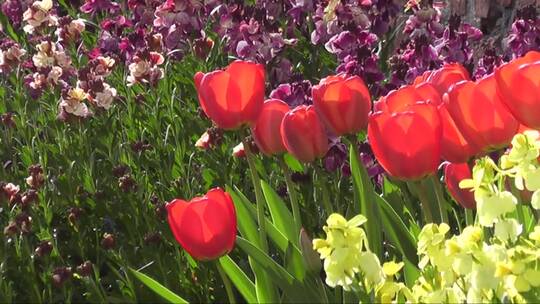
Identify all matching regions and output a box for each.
[313,213,384,291]
[315,217,540,303]
[314,131,540,303]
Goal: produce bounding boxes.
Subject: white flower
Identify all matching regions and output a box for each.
[33,41,55,68]
[92,83,117,110]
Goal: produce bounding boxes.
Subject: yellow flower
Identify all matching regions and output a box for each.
[494,218,522,243]
[313,213,368,290]
[477,191,517,227]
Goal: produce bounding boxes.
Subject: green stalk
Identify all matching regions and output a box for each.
[216,262,236,304]
[465,208,474,227]
[242,137,278,303]
[314,166,333,216]
[411,180,435,224]
[430,175,449,223]
[279,157,302,232]
[242,138,268,252]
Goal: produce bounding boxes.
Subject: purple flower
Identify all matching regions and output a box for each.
[504,6,540,59]
[269,79,312,107]
[80,0,120,14]
[1,0,25,28]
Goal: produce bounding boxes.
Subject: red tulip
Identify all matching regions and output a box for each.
[374,83,441,113]
[312,74,371,135]
[415,63,471,95]
[194,60,265,130]
[281,105,329,163]
[251,99,289,155]
[444,162,475,209]
[445,75,519,152]
[368,102,442,180]
[438,103,479,163]
[166,188,237,261]
[495,51,540,129]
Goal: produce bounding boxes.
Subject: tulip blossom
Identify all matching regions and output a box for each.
[414,63,470,95]
[495,51,540,129]
[374,83,441,113]
[194,60,265,130]
[438,103,478,163]
[445,75,519,152]
[281,105,329,163]
[368,103,441,180]
[166,188,237,261]
[312,74,371,135]
[251,99,289,155]
[444,163,475,209]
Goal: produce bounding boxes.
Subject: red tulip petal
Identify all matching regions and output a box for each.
[444,162,475,209]
[227,61,265,124]
[251,99,289,155]
[504,63,540,129]
[368,103,441,180]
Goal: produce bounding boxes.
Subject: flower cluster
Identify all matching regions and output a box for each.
[387,5,482,90]
[312,213,384,290]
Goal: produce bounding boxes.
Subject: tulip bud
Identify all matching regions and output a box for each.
[251,99,289,155]
[281,105,329,163]
[299,229,322,274]
[166,188,237,261]
[312,74,371,136]
[444,163,476,209]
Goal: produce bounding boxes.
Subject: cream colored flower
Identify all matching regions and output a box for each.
[92,83,116,110]
[59,88,91,117]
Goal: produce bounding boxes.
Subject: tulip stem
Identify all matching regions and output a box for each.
[315,166,333,216]
[412,180,435,224]
[216,262,236,304]
[243,137,268,252]
[465,208,474,226]
[430,175,449,223]
[279,157,302,235]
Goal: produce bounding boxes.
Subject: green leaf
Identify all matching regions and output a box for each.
[375,195,418,264]
[283,153,304,172]
[236,237,295,290]
[229,187,279,302]
[128,268,188,304]
[348,143,382,256]
[260,180,298,245]
[226,185,260,247]
[219,256,257,303]
[231,186,305,281]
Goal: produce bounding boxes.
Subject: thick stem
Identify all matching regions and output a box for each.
[279,157,302,234]
[412,180,435,224]
[243,138,268,252]
[216,262,236,304]
[430,175,449,223]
